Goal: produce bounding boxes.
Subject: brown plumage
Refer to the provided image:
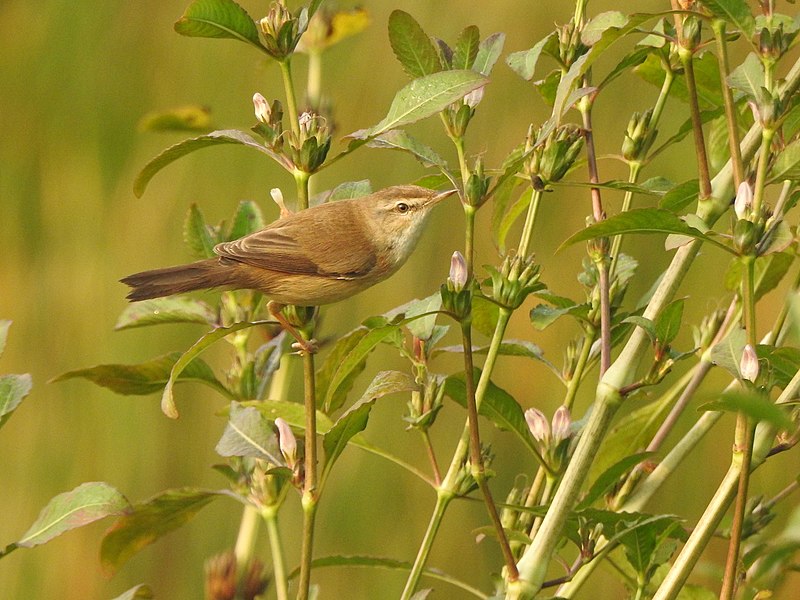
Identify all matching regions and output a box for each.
[122,185,455,305]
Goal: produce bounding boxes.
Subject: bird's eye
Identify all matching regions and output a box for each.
[396,202,410,213]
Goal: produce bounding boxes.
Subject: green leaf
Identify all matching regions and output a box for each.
[618,518,683,577]
[387,10,441,78]
[559,179,668,196]
[495,187,532,254]
[701,0,756,38]
[285,555,486,598]
[174,0,262,48]
[659,179,699,212]
[110,585,155,600]
[227,199,265,240]
[762,346,800,390]
[115,297,218,330]
[473,32,505,76]
[769,138,800,182]
[326,180,373,200]
[137,105,213,133]
[316,327,370,414]
[699,390,794,431]
[597,47,650,90]
[655,299,684,346]
[724,252,794,301]
[0,373,32,430]
[18,482,129,548]
[0,319,10,358]
[708,327,746,378]
[321,322,406,413]
[134,129,286,197]
[560,208,732,254]
[183,203,218,259]
[727,53,765,102]
[587,392,678,485]
[453,26,480,70]
[52,352,229,399]
[637,52,723,110]
[582,11,628,45]
[623,316,658,343]
[349,70,488,140]
[323,398,377,478]
[445,369,540,457]
[216,403,281,462]
[579,452,654,510]
[160,321,267,418]
[471,294,500,338]
[506,33,556,81]
[101,488,223,574]
[403,293,442,341]
[367,130,447,168]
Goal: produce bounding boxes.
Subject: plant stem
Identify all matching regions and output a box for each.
[297,348,318,600]
[679,48,713,200]
[751,129,774,217]
[263,506,289,600]
[562,328,595,411]
[516,190,542,259]
[307,51,322,111]
[400,490,454,600]
[279,59,301,138]
[422,429,442,485]
[234,504,261,588]
[712,20,745,187]
[462,323,519,581]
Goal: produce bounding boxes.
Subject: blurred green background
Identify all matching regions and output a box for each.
[1,1,798,598]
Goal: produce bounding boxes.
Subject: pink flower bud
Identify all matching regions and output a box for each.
[740,344,759,383]
[275,418,297,465]
[449,251,468,292]
[270,188,291,218]
[551,405,572,443]
[525,408,550,444]
[253,93,271,124]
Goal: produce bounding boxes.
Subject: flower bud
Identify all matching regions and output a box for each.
[275,418,297,467]
[551,406,572,444]
[253,93,271,124]
[527,124,584,185]
[259,2,305,59]
[486,254,542,309]
[692,309,726,353]
[525,408,550,445]
[448,251,468,292]
[464,158,490,208]
[464,87,484,109]
[251,97,284,148]
[557,20,587,68]
[733,218,758,255]
[622,109,657,162]
[680,15,702,49]
[270,187,292,218]
[734,181,753,220]
[204,552,268,600]
[287,112,331,172]
[740,344,759,383]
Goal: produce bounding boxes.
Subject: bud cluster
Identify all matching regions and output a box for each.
[485,253,543,309]
[205,552,268,600]
[557,20,588,69]
[732,181,768,255]
[622,109,657,163]
[679,15,702,50]
[465,158,491,208]
[259,1,307,60]
[692,309,726,354]
[757,24,796,61]
[405,374,445,431]
[287,112,331,172]
[525,124,584,185]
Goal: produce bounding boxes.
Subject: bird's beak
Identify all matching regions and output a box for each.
[430,188,458,205]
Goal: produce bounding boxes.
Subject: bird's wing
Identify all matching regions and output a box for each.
[214,211,377,279]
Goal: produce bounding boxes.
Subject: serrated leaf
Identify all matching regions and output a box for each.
[134,129,285,197]
[445,369,540,458]
[174,0,262,48]
[110,585,155,600]
[473,32,505,76]
[659,179,700,212]
[560,208,732,254]
[184,203,217,258]
[727,53,764,101]
[701,0,756,38]
[18,482,129,548]
[227,199,265,240]
[138,105,212,133]
[101,488,223,574]
[115,297,218,330]
[216,403,281,462]
[699,390,794,431]
[453,26,480,70]
[348,71,488,140]
[160,321,267,418]
[367,130,447,168]
[655,299,684,345]
[0,373,32,430]
[388,10,441,78]
[53,352,229,399]
[708,327,747,377]
[506,33,556,81]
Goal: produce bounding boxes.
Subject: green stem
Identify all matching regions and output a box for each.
[712,20,745,187]
[562,328,595,411]
[307,51,322,111]
[610,162,642,273]
[751,129,774,217]
[263,506,289,600]
[297,348,318,600]
[400,490,454,600]
[279,59,300,138]
[679,48,713,200]
[516,189,543,258]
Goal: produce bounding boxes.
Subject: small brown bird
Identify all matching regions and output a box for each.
[122,184,455,309]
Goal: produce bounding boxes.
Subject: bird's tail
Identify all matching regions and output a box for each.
[121,259,233,301]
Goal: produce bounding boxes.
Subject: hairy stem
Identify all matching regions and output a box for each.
[297,349,318,600]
